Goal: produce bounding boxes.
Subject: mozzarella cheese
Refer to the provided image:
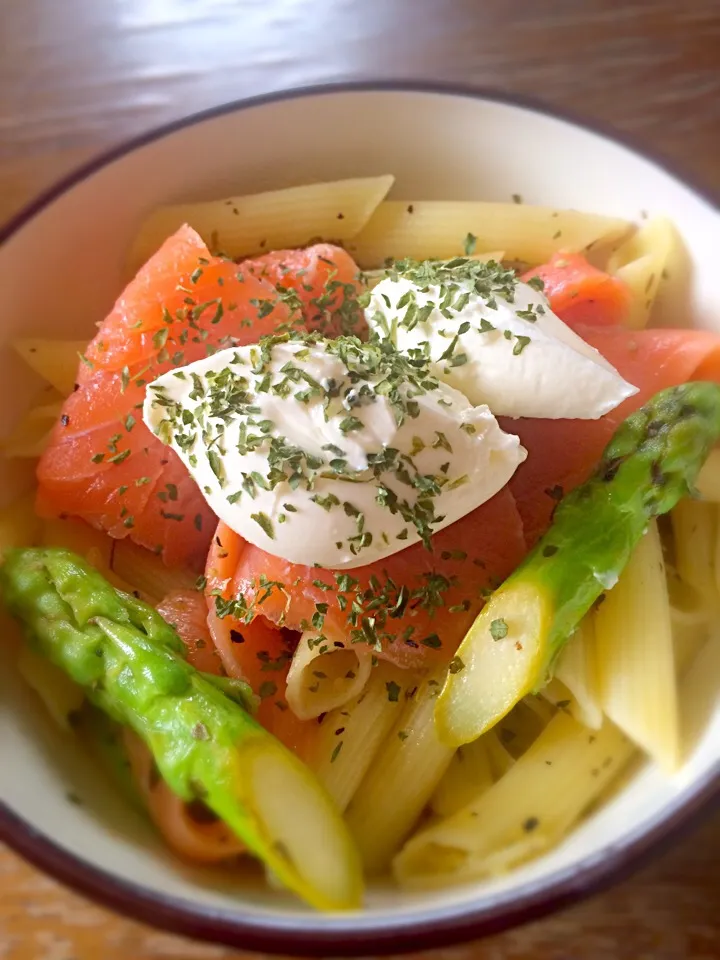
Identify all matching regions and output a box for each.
[143,337,526,569]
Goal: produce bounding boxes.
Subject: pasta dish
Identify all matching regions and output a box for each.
[2,176,719,910]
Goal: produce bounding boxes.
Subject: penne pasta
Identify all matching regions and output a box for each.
[452,834,549,879]
[344,671,454,874]
[671,499,718,604]
[667,569,712,676]
[694,448,720,503]
[679,629,720,760]
[127,175,395,272]
[542,680,584,726]
[39,517,139,596]
[594,521,679,771]
[520,694,555,726]
[0,491,43,556]
[607,218,678,329]
[552,620,602,729]
[483,728,517,780]
[490,699,550,759]
[346,201,631,268]
[307,661,406,812]
[40,517,114,571]
[110,537,198,603]
[393,712,634,889]
[2,391,62,459]
[667,571,709,630]
[12,339,87,395]
[285,632,374,721]
[430,736,494,818]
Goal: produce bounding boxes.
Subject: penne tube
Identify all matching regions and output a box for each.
[127,175,395,272]
[671,499,718,604]
[483,728,516,779]
[594,521,679,771]
[346,201,631,268]
[694,448,720,503]
[12,339,87,395]
[110,537,198,603]
[307,661,406,811]
[520,693,555,726]
[607,218,678,329]
[666,570,712,677]
[41,517,114,570]
[393,712,634,888]
[344,671,455,874]
[2,392,63,459]
[454,834,549,878]
[490,699,549,759]
[39,518,137,596]
[666,569,708,628]
[285,631,373,721]
[552,619,602,729]
[679,629,720,760]
[542,680,585,726]
[0,491,43,557]
[430,736,494,818]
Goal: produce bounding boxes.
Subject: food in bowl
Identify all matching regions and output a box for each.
[2,175,719,911]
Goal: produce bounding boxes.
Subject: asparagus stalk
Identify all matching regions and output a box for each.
[436,382,720,746]
[1,548,363,910]
[118,588,260,710]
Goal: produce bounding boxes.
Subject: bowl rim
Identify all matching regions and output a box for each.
[1,78,718,955]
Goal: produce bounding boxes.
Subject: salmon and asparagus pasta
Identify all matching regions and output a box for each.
[3,177,720,907]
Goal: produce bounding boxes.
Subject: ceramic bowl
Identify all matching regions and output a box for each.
[1,82,718,955]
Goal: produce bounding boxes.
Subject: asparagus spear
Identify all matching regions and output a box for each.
[1,548,363,910]
[118,588,261,710]
[436,381,720,746]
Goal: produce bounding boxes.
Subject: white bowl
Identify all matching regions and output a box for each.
[1,82,718,955]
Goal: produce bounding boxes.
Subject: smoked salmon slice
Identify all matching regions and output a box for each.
[156,589,225,675]
[205,487,526,673]
[206,603,313,755]
[505,324,720,546]
[243,243,365,337]
[36,225,296,568]
[522,252,631,329]
[157,587,310,754]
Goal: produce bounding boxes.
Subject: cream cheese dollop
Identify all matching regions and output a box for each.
[143,336,526,569]
[366,259,637,419]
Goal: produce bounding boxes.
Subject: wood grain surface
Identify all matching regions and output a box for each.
[1,1,719,958]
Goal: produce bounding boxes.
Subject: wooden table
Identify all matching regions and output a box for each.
[1,1,719,958]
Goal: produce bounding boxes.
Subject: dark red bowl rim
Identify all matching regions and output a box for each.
[1,79,719,956]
